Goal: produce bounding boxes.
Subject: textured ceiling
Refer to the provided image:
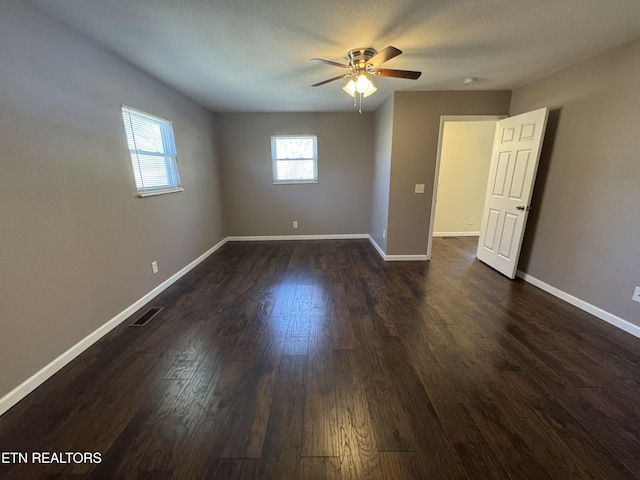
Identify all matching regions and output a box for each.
[26,0,640,112]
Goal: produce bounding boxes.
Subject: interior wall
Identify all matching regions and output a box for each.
[0,1,225,399]
[511,38,640,325]
[387,91,512,256]
[370,95,395,251]
[434,121,496,235]
[217,112,373,237]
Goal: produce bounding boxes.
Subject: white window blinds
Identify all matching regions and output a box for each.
[121,106,183,196]
[271,136,318,184]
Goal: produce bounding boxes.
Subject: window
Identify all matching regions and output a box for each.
[271,136,318,184]
[121,106,183,196]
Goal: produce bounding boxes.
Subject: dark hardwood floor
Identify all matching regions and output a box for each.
[1,237,640,479]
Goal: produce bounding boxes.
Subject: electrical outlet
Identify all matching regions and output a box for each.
[414,184,425,194]
[468,217,475,225]
[293,221,298,229]
[382,229,386,239]
[633,286,640,303]
[151,261,158,274]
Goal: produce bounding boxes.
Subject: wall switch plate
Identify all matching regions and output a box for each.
[633,286,640,303]
[414,184,425,194]
[293,221,298,228]
[382,229,386,239]
[151,261,159,274]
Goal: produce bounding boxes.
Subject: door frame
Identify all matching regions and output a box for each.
[426,115,507,260]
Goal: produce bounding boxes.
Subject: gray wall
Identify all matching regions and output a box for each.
[387,91,512,255]
[370,96,395,251]
[217,113,373,236]
[511,38,640,325]
[0,1,225,398]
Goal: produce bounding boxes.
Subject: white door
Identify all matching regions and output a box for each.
[477,107,549,279]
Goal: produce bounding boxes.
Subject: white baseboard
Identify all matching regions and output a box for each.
[384,254,429,261]
[516,270,640,339]
[433,231,480,237]
[226,234,369,241]
[368,236,386,259]
[0,237,229,418]
[367,236,428,261]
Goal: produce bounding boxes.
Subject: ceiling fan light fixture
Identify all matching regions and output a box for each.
[342,76,377,99]
[342,79,356,97]
[355,73,372,93]
[363,82,377,97]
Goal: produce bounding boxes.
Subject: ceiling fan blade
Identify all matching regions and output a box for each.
[367,46,402,67]
[373,68,422,80]
[311,58,350,69]
[311,73,352,87]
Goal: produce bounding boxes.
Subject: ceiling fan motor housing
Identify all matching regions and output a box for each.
[347,48,377,72]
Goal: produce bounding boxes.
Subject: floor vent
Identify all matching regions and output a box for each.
[130,307,163,327]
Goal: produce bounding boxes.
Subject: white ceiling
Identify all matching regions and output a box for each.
[27,0,640,112]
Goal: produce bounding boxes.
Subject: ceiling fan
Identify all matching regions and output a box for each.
[311,46,421,105]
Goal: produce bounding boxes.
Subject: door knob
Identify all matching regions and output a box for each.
[516,205,531,211]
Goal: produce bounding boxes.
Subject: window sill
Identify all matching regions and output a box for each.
[137,187,184,197]
[273,181,319,185]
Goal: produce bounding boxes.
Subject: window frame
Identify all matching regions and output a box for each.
[121,105,184,197]
[271,135,318,184]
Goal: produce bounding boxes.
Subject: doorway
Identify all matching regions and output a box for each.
[426,115,505,259]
